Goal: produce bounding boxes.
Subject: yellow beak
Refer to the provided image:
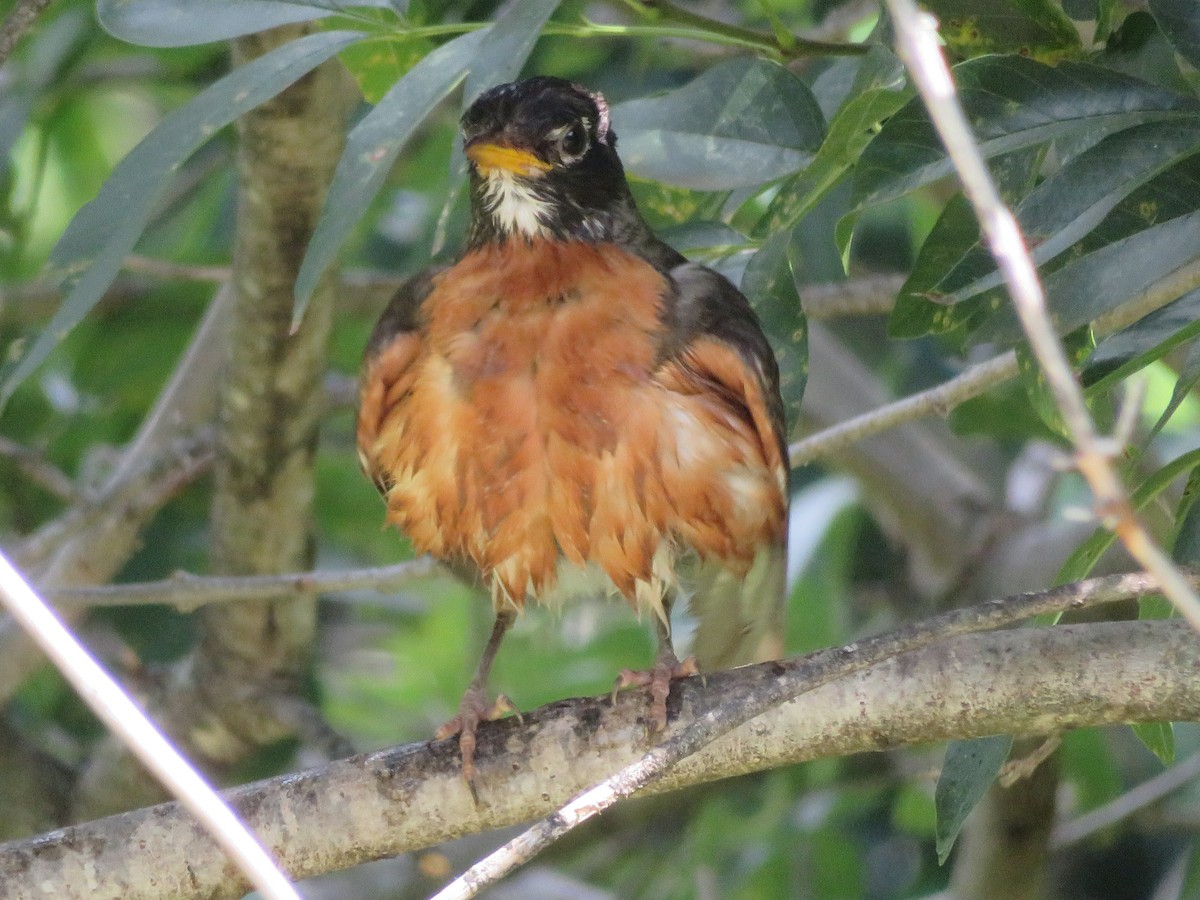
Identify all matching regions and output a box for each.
[465,141,552,177]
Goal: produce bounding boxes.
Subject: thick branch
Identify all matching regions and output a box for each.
[0,619,1193,899]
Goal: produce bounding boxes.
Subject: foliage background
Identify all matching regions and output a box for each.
[2,0,1200,897]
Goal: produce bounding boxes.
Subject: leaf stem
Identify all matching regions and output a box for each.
[613,0,868,57]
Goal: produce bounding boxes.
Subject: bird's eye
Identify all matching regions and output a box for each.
[556,122,589,161]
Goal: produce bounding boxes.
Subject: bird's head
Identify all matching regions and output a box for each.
[461,77,643,246]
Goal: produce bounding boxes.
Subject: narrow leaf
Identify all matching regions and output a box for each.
[935,735,1014,864]
[0,29,364,408]
[293,29,487,320]
[613,58,825,191]
[98,0,390,47]
[1083,288,1200,394]
[463,0,560,105]
[972,209,1200,345]
[923,121,1200,309]
[756,46,909,238]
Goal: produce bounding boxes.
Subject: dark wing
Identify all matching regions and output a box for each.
[357,268,439,494]
[662,263,790,669]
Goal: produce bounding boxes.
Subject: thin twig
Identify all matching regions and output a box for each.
[790,350,1019,467]
[47,558,437,611]
[790,254,1200,468]
[0,551,301,900]
[122,254,230,283]
[14,429,214,572]
[883,0,1200,633]
[801,273,904,319]
[615,0,869,57]
[1052,750,1200,848]
[0,0,52,68]
[433,570,1179,898]
[0,436,77,501]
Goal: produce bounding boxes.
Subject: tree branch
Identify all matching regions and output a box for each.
[0,0,53,68]
[45,559,438,611]
[0,613,1193,899]
[0,286,233,705]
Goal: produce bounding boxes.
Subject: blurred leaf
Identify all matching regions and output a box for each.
[613,57,825,190]
[1131,722,1175,764]
[755,46,910,238]
[0,29,364,409]
[98,0,390,47]
[462,0,559,105]
[293,29,486,320]
[843,56,1200,247]
[740,229,807,426]
[339,36,432,104]
[1102,11,1191,95]
[972,209,1200,345]
[1055,447,1200,586]
[893,782,936,837]
[1084,289,1200,393]
[935,735,1014,864]
[922,0,1081,59]
[1148,335,1200,440]
[1150,0,1200,68]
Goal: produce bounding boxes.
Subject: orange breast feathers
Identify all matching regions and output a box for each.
[358,239,786,613]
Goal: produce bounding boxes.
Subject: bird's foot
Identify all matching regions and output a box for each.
[436,690,521,796]
[612,651,700,732]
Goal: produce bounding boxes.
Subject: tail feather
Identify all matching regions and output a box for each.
[687,542,787,670]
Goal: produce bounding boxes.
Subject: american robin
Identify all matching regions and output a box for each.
[357,77,789,789]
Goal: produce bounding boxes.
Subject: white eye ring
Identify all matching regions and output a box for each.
[550,120,590,162]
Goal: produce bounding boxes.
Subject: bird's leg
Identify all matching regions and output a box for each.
[613,601,699,732]
[436,608,518,791]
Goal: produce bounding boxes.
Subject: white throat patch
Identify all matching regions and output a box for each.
[481,170,552,238]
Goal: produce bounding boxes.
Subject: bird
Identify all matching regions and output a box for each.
[357,76,789,790]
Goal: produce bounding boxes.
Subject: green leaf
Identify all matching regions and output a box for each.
[920,121,1200,310]
[338,36,433,105]
[293,29,487,321]
[849,56,1199,214]
[922,0,1081,59]
[1016,329,1095,439]
[1083,288,1200,393]
[740,229,807,427]
[935,735,1014,865]
[755,46,910,238]
[889,196,981,337]
[612,57,825,191]
[0,29,364,409]
[972,209,1200,345]
[463,0,560,105]
[1150,0,1200,68]
[98,0,390,47]
[1131,722,1175,764]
